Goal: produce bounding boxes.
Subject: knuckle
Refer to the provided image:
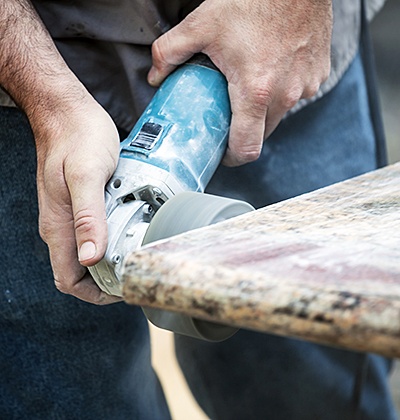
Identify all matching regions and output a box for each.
[74,209,98,235]
[38,218,53,243]
[151,30,179,69]
[246,81,272,112]
[303,80,321,99]
[281,86,303,110]
[180,11,201,32]
[65,169,104,198]
[151,38,165,65]
[54,278,70,295]
[38,222,48,243]
[238,150,261,165]
[241,150,262,163]
[231,144,262,165]
[66,164,97,185]
[65,170,83,187]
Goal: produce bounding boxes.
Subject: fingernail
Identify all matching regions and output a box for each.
[147,67,159,86]
[78,241,96,262]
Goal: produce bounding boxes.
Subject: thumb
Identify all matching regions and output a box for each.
[67,170,109,267]
[148,23,205,87]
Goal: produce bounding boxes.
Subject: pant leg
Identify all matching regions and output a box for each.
[175,52,397,420]
[0,107,170,420]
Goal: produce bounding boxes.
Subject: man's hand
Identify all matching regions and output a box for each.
[1,1,120,304]
[34,98,121,304]
[148,0,333,166]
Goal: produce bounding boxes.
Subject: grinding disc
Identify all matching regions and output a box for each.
[143,191,254,245]
[142,191,254,341]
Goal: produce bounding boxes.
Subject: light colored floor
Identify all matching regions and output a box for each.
[150,324,207,420]
[151,325,400,419]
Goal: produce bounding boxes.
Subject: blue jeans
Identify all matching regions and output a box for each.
[0,109,170,418]
[175,52,397,419]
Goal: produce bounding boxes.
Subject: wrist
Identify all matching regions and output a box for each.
[23,75,93,129]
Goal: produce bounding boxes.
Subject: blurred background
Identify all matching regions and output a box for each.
[371,0,400,411]
[371,0,400,164]
[151,2,400,419]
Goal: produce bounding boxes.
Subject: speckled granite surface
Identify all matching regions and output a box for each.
[123,163,400,357]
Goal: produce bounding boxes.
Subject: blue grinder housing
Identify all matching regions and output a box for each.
[120,55,231,192]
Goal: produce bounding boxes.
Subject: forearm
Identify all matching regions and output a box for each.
[0,1,89,124]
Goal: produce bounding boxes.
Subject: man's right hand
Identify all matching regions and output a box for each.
[1,0,121,304]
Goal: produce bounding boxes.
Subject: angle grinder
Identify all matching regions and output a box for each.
[89,55,254,341]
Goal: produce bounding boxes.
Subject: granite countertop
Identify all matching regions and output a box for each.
[123,163,400,358]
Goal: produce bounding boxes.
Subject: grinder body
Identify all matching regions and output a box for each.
[89,57,253,340]
[122,55,231,193]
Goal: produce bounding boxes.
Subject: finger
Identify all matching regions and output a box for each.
[263,100,287,140]
[50,243,121,305]
[222,79,269,167]
[263,81,305,139]
[42,209,117,304]
[148,22,204,86]
[65,166,110,267]
[225,74,305,165]
[54,269,122,305]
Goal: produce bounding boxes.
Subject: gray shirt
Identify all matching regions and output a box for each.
[0,0,385,130]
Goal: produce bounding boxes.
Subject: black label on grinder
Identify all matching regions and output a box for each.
[130,121,163,150]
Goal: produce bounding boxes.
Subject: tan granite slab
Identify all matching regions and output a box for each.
[123,163,400,358]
